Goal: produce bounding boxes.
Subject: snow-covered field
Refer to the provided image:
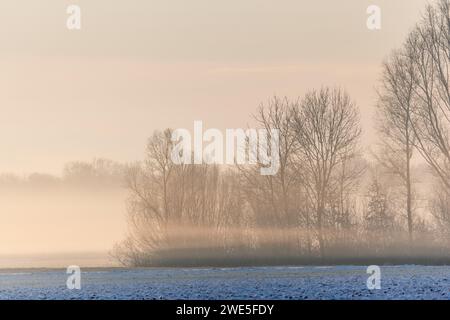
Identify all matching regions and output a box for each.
[0,265,449,300]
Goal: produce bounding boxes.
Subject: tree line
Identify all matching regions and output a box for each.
[0,159,125,189]
[111,0,449,266]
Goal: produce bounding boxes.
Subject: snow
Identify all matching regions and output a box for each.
[0,265,449,300]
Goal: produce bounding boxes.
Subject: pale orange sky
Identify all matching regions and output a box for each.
[0,0,429,174]
[0,0,434,262]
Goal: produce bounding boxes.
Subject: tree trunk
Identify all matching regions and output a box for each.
[406,139,413,246]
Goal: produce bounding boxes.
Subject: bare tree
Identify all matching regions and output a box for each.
[243,97,303,253]
[408,0,450,187]
[326,153,365,250]
[431,180,450,245]
[116,129,251,266]
[292,87,361,257]
[376,48,417,244]
[122,129,176,255]
[254,97,298,229]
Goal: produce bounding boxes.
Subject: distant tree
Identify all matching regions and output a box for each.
[0,173,22,187]
[27,173,60,186]
[63,158,124,186]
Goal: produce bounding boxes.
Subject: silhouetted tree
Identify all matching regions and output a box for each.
[376,48,417,244]
[292,87,361,257]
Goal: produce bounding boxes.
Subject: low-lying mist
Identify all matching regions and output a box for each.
[113,221,450,268]
[0,160,127,266]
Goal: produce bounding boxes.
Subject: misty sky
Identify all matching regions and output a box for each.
[0,0,429,175]
[0,0,435,262]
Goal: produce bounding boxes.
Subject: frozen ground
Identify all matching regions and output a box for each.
[0,265,449,300]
